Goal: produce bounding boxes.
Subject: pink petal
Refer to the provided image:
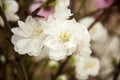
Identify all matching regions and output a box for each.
[29,2,53,20]
[93,0,113,9]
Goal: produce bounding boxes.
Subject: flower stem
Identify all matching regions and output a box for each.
[113,61,120,80]
[51,56,71,80]
[19,58,29,80]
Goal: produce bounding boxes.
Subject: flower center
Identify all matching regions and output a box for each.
[84,61,94,70]
[59,32,70,43]
[32,28,43,38]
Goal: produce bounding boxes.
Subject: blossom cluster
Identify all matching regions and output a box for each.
[11,0,91,61]
[10,0,100,79]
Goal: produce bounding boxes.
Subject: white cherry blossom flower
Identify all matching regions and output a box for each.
[43,0,91,61]
[11,16,47,56]
[0,0,19,26]
[75,55,100,80]
[44,16,91,60]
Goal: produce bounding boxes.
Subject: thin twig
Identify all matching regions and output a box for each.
[113,61,120,80]
[88,2,115,30]
[71,0,87,20]
[19,59,29,80]
[31,3,46,17]
[39,59,49,80]
[52,56,71,80]
[79,8,103,19]
[31,0,55,17]
[14,55,29,80]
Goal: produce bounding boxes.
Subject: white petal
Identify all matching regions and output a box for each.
[17,21,30,35]
[48,49,66,61]
[25,16,37,27]
[6,13,19,21]
[64,41,76,55]
[53,0,72,19]
[57,0,70,7]
[29,38,44,56]
[90,22,108,43]
[44,36,63,50]
[5,0,19,13]
[28,33,47,56]
[18,21,26,30]
[14,46,26,54]
[11,35,22,45]
[0,16,4,26]
[79,24,91,43]
[16,39,31,53]
[44,37,67,60]
[77,47,91,57]
[11,28,28,37]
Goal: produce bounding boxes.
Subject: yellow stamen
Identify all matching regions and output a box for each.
[32,28,43,38]
[84,61,94,70]
[59,32,70,43]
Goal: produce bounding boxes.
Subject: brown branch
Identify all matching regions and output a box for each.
[73,0,87,20]
[88,2,115,30]
[31,3,46,17]
[79,8,103,19]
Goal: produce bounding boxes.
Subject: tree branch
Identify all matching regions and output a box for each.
[88,2,115,30]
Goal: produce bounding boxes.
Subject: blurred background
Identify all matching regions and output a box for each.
[0,0,120,80]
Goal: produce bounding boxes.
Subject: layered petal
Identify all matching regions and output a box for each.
[11,16,47,56]
[75,56,100,80]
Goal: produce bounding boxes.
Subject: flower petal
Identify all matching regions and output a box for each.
[11,28,28,37]
[48,49,66,61]
[16,38,31,53]
[6,13,19,21]
[0,16,4,26]
[5,0,19,13]
[64,41,77,55]
[25,16,38,27]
